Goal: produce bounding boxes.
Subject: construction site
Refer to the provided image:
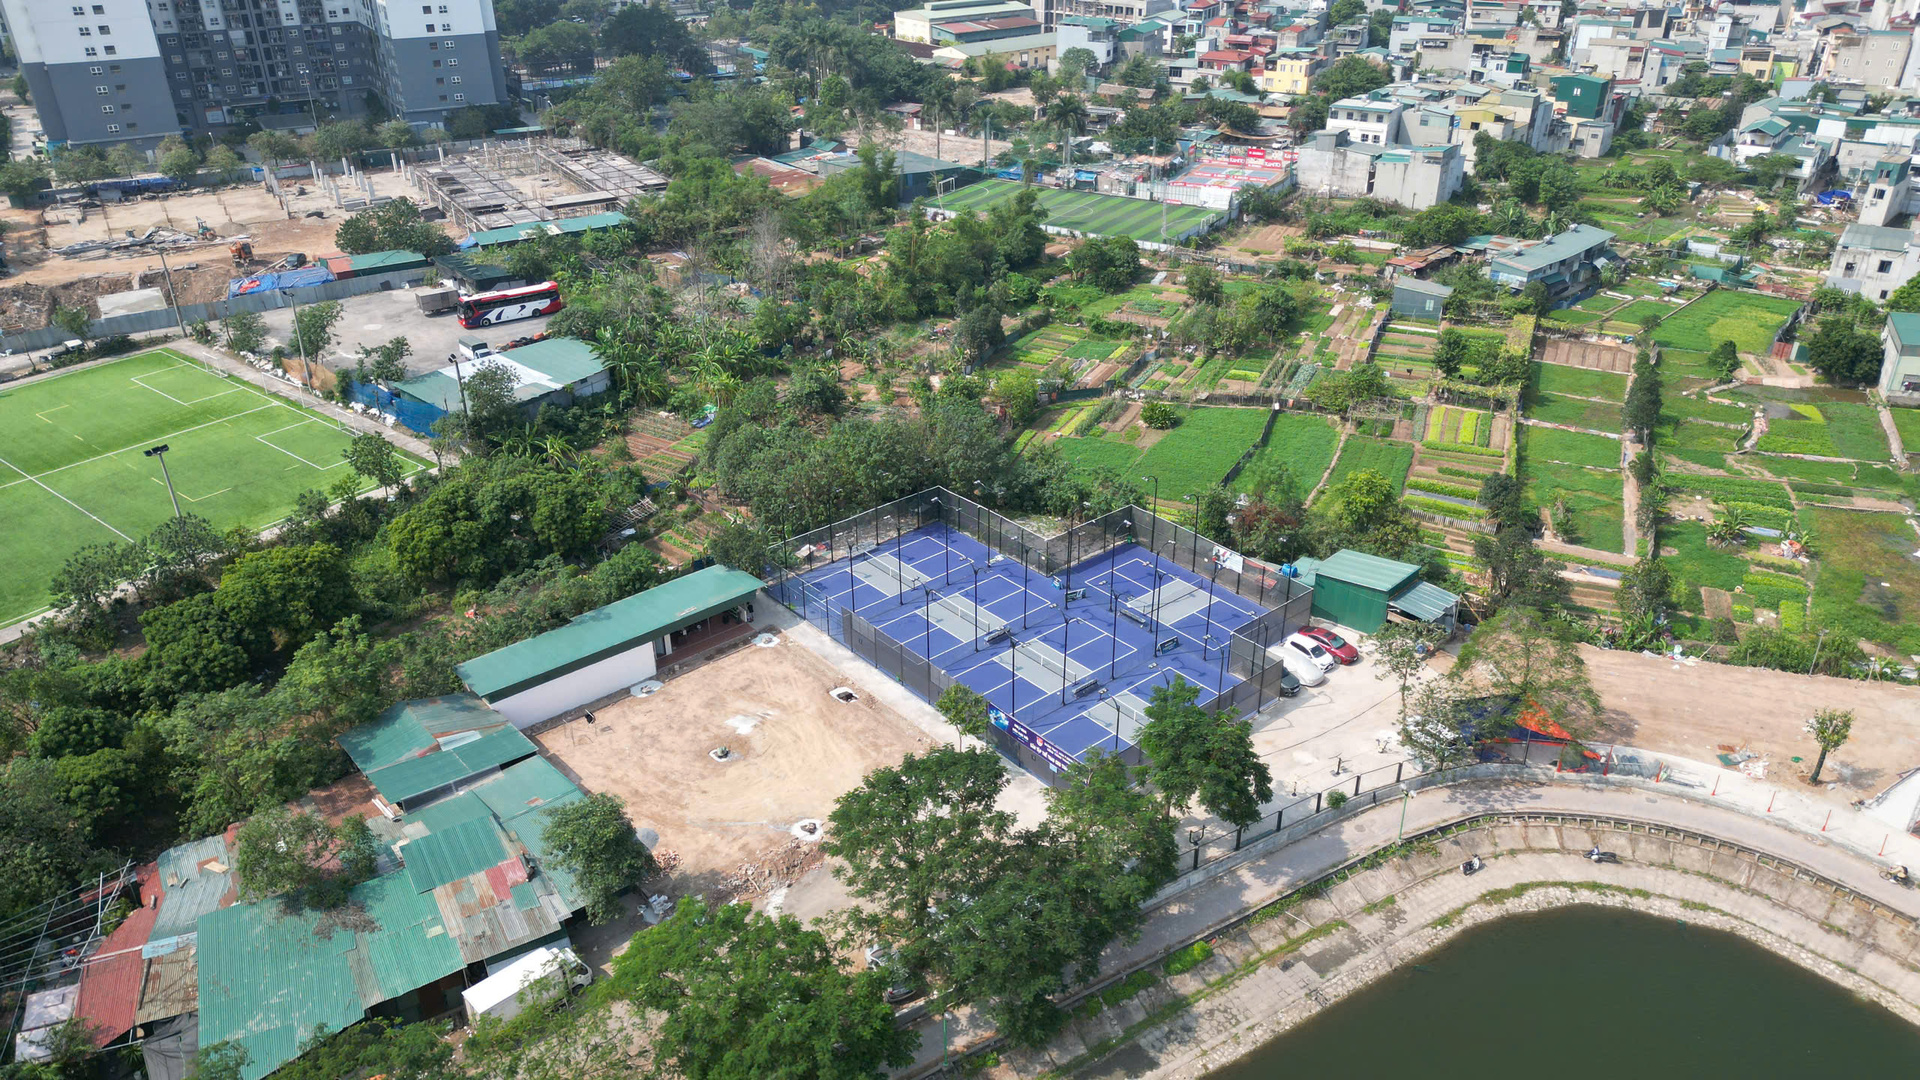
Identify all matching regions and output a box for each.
[0,136,666,341]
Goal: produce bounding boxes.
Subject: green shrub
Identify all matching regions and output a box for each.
[1405,479,1482,500]
[1405,496,1488,519]
[1740,570,1808,610]
[1422,439,1501,458]
[1163,940,1215,977]
[1778,601,1804,633]
[1436,465,1494,481]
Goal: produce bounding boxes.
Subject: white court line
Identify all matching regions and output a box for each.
[153,477,233,503]
[36,404,70,422]
[0,453,133,542]
[131,368,245,408]
[255,420,348,470]
[0,402,283,491]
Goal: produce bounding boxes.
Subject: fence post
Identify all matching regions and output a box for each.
[1395,762,1403,783]
[1353,774,1362,797]
[1192,845,1201,871]
[1314,792,1322,814]
[1234,826,1243,851]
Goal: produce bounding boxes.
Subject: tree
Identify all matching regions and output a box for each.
[1373,620,1443,719]
[1367,6,1394,44]
[233,807,378,907]
[1803,314,1883,386]
[1140,401,1179,429]
[1135,677,1273,827]
[1058,46,1098,79]
[599,1,704,70]
[1184,261,1224,307]
[306,120,373,161]
[1432,328,1470,379]
[331,197,454,257]
[1452,606,1601,742]
[540,792,656,924]
[1329,0,1367,23]
[1399,678,1477,770]
[374,119,418,149]
[1315,55,1390,99]
[159,144,201,186]
[52,304,90,342]
[953,302,1006,368]
[291,301,344,364]
[205,144,243,180]
[1070,234,1140,291]
[934,684,991,746]
[1521,280,1552,317]
[0,157,48,204]
[612,898,918,1080]
[1617,554,1673,621]
[223,308,267,354]
[48,542,132,621]
[247,130,303,168]
[1805,709,1853,784]
[1624,355,1662,441]
[1538,165,1582,211]
[822,745,1016,977]
[1887,274,1920,313]
[1326,468,1398,536]
[343,432,407,491]
[217,541,353,650]
[1709,339,1740,378]
[358,335,411,385]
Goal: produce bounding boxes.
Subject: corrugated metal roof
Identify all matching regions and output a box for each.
[405,791,495,834]
[457,566,765,701]
[497,337,608,387]
[1394,277,1453,297]
[196,873,462,1080]
[1315,549,1421,594]
[1888,312,1920,351]
[500,789,588,911]
[365,726,536,805]
[403,817,516,894]
[471,756,580,824]
[1389,579,1459,622]
[136,947,198,1024]
[340,695,509,773]
[464,212,629,248]
[1490,224,1616,273]
[74,865,160,1045]
[151,835,235,940]
[345,249,430,272]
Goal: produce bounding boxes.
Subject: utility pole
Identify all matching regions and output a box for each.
[145,444,182,518]
[155,245,187,339]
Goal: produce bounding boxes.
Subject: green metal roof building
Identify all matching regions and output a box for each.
[338,695,537,810]
[456,565,767,727]
[1293,549,1459,634]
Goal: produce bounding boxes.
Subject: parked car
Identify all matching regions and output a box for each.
[1298,626,1359,664]
[865,943,919,1005]
[1283,632,1339,673]
[1276,664,1302,697]
[1282,651,1325,686]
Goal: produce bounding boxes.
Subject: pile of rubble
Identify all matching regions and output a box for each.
[713,838,827,903]
[50,225,219,259]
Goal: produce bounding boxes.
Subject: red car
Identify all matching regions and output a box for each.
[1299,626,1359,664]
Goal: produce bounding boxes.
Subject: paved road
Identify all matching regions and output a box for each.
[894,774,1920,1076]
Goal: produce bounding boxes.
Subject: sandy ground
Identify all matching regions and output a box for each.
[1585,644,1920,802]
[877,124,1013,169]
[534,634,936,908]
[1538,338,1634,373]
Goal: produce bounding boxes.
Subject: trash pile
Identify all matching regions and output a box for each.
[714,838,826,903]
[50,225,212,258]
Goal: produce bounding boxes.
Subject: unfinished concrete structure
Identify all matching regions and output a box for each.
[404,138,667,234]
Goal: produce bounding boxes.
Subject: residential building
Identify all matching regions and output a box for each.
[0,0,507,149]
[394,337,612,419]
[1839,144,1919,226]
[1388,13,1460,59]
[1486,223,1618,302]
[1824,29,1914,89]
[1880,312,1920,401]
[893,0,1035,41]
[1033,0,1176,32]
[1552,73,1610,119]
[1055,14,1124,66]
[1257,45,1322,94]
[1826,222,1920,300]
[1325,94,1404,146]
[925,13,1056,66]
[1390,277,1453,320]
[1294,129,1464,209]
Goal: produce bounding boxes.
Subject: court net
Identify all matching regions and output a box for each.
[1016,641,1068,682]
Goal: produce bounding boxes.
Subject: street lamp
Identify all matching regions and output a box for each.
[144,444,182,518]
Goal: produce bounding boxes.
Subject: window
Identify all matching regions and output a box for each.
[450,74,460,83]
[171,54,182,62]
[109,64,119,72]
[92,3,103,11]
[98,24,111,34]
[176,72,187,80]
[96,85,109,94]
[89,65,103,74]
[104,45,115,53]
[106,123,121,132]
[78,25,92,35]
[425,22,434,30]
[101,104,116,113]
[431,58,440,66]
[1880,259,1894,273]
[422,3,431,9]
[84,46,98,55]
[428,40,437,49]
[1881,289,1890,299]
[435,76,443,84]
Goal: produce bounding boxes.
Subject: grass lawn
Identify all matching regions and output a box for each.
[1526,392,1622,432]
[1610,300,1672,328]
[1754,418,1840,457]
[1651,290,1801,354]
[0,349,429,624]
[1050,434,1143,475]
[1743,455,1906,492]
[1236,413,1339,494]
[1522,426,1622,469]
[1660,396,1751,425]
[1891,407,1920,447]
[1134,407,1272,499]
[1546,307,1606,326]
[1808,508,1920,655]
[1521,459,1625,553]
[1660,521,1751,614]
[1323,436,1415,496]
[1823,402,1893,461]
[1657,349,1725,380]
[935,180,1222,241]
[1531,362,1628,401]
[1659,417,1745,454]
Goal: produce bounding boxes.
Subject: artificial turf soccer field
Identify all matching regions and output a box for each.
[0,349,429,623]
[934,180,1223,240]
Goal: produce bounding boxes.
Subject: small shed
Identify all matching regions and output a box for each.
[1297,549,1458,634]
[1390,277,1453,320]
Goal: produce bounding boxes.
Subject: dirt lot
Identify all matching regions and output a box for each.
[1586,645,1920,803]
[534,635,935,906]
[1538,338,1634,373]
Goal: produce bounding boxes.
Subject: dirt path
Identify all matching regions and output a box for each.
[1306,426,1349,505]
[1876,400,1906,463]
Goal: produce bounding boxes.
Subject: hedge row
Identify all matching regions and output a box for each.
[1405,478,1484,501]
[1436,464,1495,481]
[1422,439,1502,458]
[1405,496,1488,520]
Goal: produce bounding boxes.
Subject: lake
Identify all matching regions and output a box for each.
[1210,905,1920,1078]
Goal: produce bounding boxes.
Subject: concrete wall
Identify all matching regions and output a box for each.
[486,639,658,730]
[0,265,435,355]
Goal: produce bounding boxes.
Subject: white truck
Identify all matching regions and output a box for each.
[461,946,592,1025]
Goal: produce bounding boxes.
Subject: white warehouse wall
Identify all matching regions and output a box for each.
[488,640,658,729]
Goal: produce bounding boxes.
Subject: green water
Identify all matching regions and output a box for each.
[1210,906,1920,1078]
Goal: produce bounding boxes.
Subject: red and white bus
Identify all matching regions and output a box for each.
[456,281,564,328]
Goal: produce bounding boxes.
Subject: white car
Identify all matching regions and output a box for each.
[1283,655,1325,687]
[1283,632,1339,673]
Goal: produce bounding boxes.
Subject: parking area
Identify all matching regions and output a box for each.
[256,287,561,375]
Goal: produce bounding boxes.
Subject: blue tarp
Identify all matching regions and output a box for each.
[226,266,336,299]
[996,167,1024,180]
[347,381,447,437]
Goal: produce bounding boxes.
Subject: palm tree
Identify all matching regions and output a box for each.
[1643,184,1685,216]
[1046,95,1090,168]
[1707,505,1751,547]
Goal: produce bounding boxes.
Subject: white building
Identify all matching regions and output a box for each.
[1294,129,1463,209]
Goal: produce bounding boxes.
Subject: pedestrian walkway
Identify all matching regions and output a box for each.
[892,759,1920,1076]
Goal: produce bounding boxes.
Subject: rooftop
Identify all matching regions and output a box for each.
[456,565,766,702]
[1315,549,1422,593]
[395,337,610,412]
[1838,222,1913,252]
[1491,223,1616,272]
[1887,311,1920,350]
[1394,276,1454,297]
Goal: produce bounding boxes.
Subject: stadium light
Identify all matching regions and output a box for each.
[144,444,181,518]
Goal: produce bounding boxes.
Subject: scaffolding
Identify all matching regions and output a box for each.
[403,137,666,234]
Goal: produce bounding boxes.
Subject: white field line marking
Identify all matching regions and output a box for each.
[0,453,134,542]
[4,402,283,487]
[131,368,245,407]
[150,476,233,503]
[255,420,346,470]
[35,404,70,422]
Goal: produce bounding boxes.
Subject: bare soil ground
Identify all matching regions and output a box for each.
[1226,223,1304,257]
[534,635,934,904]
[1586,645,1920,802]
[1539,338,1634,373]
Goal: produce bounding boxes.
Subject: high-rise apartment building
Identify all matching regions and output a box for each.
[0,0,507,149]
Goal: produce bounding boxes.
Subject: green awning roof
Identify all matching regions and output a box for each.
[456,565,765,701]
[402,816,516,894]
[1389,579,1459,622]
[361,725,537,805]
[1314,549,1421,594]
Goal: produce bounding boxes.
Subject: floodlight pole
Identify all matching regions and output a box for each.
[1060,615,1071,706]
[145,444,181,518]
